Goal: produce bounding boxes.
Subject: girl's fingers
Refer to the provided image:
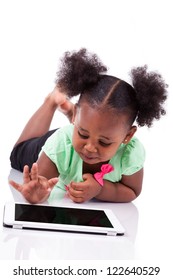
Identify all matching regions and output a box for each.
[68,192,84,203]
[10,166,58,203]
[23,165,30,183]
[70,182,84,192]
[48,177,59,189]
[68,184,84,198]
[23,163,38,184]
[9,180,22,192]
[30,163,38,180]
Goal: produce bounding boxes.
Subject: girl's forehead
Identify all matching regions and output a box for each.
[75,103,128,135]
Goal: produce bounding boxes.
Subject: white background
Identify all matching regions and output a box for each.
[0,0,173,276]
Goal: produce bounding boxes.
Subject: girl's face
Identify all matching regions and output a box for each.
[72,102,136,165]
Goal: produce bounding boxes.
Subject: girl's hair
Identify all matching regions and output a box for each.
[56,48,168,127]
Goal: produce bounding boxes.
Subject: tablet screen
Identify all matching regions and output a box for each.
[15,204,113,228]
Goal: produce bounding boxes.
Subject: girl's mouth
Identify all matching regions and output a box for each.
[80,152,98,162]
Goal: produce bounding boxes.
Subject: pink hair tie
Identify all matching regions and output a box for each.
[94,163,114,186]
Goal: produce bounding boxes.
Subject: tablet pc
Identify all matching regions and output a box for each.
[3,202,125,236]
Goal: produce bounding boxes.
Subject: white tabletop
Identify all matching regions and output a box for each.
[0,146,172,262]
[1,168,138,260]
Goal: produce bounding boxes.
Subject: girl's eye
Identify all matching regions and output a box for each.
[78,130,112,146]
[99,141,112,147]
[78,131,89,139]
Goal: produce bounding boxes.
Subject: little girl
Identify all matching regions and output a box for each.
[9,48,168,204]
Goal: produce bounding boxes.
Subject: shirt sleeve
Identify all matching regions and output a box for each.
[121,137,146,176]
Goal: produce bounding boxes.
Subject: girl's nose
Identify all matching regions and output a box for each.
[84,142,97,153]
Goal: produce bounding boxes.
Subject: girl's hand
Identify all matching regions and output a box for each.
[67,173,102,203]
[9,163,58,204]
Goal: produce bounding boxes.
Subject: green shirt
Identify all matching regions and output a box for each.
[41,124,145,191]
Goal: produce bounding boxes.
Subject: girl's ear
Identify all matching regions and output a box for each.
[123,126,137,144]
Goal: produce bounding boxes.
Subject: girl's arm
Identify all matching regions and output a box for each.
[95,168,143,202]
[68,168,143,203]
[37,151,59,179]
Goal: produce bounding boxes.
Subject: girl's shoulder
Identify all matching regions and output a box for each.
[42,124,77,173]
[110,137,146,177]
[44,124,73,146]
[121,137,146,175]
[41,124,74,157]
[123,137,145,155]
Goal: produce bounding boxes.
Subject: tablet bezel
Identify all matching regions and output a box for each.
[3,202,125,236]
